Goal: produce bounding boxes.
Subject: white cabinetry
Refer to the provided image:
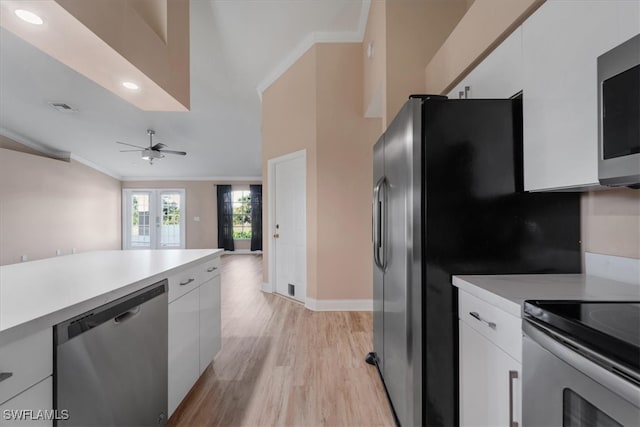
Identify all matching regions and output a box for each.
[0,378,52,427]
[448,28,523,100]
[199,274,221,374]
[0,329,52,427]
[522,0,640,191]
[167,255,222,416]
[458,290,521,427]
[168,288,200,416]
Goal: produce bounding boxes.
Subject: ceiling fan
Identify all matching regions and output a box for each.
[116,129,187,164]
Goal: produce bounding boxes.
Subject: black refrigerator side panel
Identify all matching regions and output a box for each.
[421,99,581,426]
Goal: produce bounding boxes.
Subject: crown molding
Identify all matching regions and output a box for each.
[0,127,70,160]
[256,0,371,99]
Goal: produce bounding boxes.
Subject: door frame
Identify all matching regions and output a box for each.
[266,149,306,298]
[122,188,186,250]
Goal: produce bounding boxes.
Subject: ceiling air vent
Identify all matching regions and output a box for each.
[48,102,78,112]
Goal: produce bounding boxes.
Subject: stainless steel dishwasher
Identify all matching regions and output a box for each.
[54,280,168,426]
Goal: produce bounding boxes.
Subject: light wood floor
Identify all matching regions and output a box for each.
[169,255,394,427]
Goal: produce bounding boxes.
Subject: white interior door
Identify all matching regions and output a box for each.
[123,189,185,249]
[272,153,306,303]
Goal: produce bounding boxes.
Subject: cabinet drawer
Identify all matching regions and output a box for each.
[168,265,200,303]
[197,257,221,284]
[459,290,522,362]
[0,377,53,426]
[0,329,52,405]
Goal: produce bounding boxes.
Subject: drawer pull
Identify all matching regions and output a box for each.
[469,311,497,329]
[206,267,217,273]
[0,372,13,382]
[179,278,195,286]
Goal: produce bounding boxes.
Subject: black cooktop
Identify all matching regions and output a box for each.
[524,301,640,373]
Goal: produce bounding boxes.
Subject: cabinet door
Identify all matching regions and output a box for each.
[199,275,221,374]
[522,1,635,191]
[168,289,199,417]
[459,321,521,427]
[448,28,523,100]
[0,377,52,427]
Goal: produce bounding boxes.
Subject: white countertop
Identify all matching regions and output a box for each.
[0,249,222,344]
[453,274,640,318]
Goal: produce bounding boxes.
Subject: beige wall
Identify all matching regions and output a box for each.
[262,47,317,291]
[315,43,381,300]
[262,43,379,300]
[385,0,467,123]
[362,0,386,123]
[362,0,467,127]
[582,189,640,259]
[0,147,121,266]
[122,180,261,250]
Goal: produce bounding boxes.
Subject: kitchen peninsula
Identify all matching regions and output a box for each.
[0,249,222,424]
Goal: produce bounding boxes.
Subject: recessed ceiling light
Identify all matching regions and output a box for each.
[122,81,139,90]
[14,9,44,25]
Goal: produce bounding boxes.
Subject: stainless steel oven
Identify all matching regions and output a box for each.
[522,301,640,426]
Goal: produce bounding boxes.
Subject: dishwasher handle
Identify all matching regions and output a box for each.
[114,306,141,324]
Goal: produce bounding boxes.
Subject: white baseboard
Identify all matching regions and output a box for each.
[261,282,273,293]
[305,297,373,312]
[223,249,262,255]
[585,252,640,285]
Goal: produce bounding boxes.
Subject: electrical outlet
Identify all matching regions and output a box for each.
[193,216,200,222]
[72,248,76,254]
[21,255,28,262]
[56,249,61,256]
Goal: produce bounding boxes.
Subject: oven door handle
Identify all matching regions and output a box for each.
[509,370,519,427]
[523,320,640,408]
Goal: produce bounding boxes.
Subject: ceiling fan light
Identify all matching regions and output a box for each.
[141,149,162,161]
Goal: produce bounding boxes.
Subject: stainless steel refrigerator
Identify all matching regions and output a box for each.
[368,95,581,426]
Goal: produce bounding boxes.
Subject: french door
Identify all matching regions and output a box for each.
[122,189,186,249]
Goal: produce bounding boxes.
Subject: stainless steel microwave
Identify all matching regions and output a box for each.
[597,34,640,188]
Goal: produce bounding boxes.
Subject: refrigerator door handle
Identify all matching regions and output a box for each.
[373,176,386,270]
[379,178,387,270]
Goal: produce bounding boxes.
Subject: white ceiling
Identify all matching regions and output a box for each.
[0,0,368,180]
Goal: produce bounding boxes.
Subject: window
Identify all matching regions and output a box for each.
[123,189,185,249]
[231,190,252,240]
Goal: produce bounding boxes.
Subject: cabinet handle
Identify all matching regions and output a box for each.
[206,267,217,273]
[0,372,13,382]
[179,278,195,286]
[509,370,519,427]
[469,311,497,329]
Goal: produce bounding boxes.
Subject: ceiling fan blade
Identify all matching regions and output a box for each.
[151,143,166,150]
[116,141,147,149]
[160,149,187,156]
[119,149,143,152]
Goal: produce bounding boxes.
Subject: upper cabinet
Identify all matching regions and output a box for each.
[448,27,523,100]
[522,1,640,191]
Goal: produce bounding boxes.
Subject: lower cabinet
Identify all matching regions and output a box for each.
[459,322,521,427]
[0,377,52,427]
[168,288,200,416]
[199,275,221,374]
[458,290,522,427]
[167,261,222,418]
